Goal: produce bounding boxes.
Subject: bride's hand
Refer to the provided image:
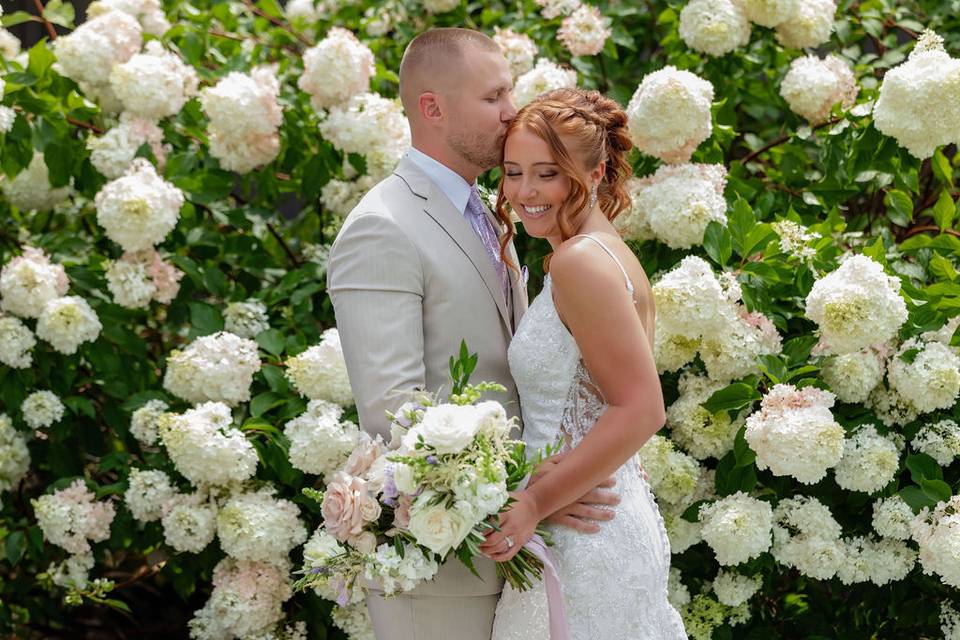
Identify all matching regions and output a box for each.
[479,491,540,562]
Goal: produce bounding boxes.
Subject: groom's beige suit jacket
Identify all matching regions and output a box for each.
[327,153,528,639]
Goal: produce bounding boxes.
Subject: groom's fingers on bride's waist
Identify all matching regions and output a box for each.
[547,514,602,534]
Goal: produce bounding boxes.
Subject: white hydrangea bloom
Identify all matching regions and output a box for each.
[320,175,377,219]
[780,54,858,124]
[105,253,156,309]
[699,306,783,383]
[86,0,171,36]
[0,104,14,135]
[32,479,116,554]
[318,92,410,179]
[661,502,702,554]
[667,372,743,460]
[217,488,307,565]
[820,348,885,404]
[871,495,914,541]
[557,4,611,57]
[513,58,578,108]
[652,324,699,373]
[21,390,65,430]
[365,543,439,595]
[36,296,102,355]
[833,425,899,493]
[866,382,920,428]
[887,339,960,415]
[630,163,727,249]
[772,219,821,261]
[285,0,321,20]
[774,0,836,49]
[744,384,844,484]
[95,158,184,253]
[284,399,360,478]
[493,28,538,79]
[911,495,960,588]
[698,492,774,566]
[679,0,751,57]
[0,414,30,491]
[837,535,915,585]
[0,152,73,212]
[0,315,36,368]
[124,468,176,523]
[161,491,218,552]
[652,256,731,340]
[110,41,198,119]
[0,246,69,319]
[331,603,375,640]
[944,603,960,640]
[285,328,353,406]
[201,67,284,174]
[804,254,908,355]
[613,177,656,243]
[626,66,714,164]
[535,0,581,19]
[771,495,844,579]
[874,30,960,158]
[88,113,167,179]
[298,28,375,111]
[712,571,760,607]
[0,28,21,60]
[667,569,691,611]
[911,419,960,466]
[159,402,258,487]
[638,434,703,506]
[51,10,142,87]
[48,551,95,589]
[223,299,270,339]
[741,0,796,27]
[163,332,262,406]
[129,398,169,446]
[421,0,459,13]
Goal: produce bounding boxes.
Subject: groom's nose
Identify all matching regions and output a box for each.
[501,96,517,122]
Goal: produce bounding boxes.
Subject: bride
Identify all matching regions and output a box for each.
[479,88,687,639]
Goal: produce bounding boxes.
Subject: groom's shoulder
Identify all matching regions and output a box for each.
[338,173,422,235]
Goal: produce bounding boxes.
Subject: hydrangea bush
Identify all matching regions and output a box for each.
[1,0,959,638]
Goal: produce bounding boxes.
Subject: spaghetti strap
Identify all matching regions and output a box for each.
[571,234,636,298]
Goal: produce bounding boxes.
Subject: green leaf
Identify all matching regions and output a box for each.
[758,355,788,385]
[715,452,757,496]
[898,486,936,513]
[43,0,75,28]
[27,41,55,78]
[932,190,957,232]
[932,148,955,187]
[703,221,732,266]
[703,383,761,414]
[202,265,230,298]
[256,329,286,356]
[733,426,756,468]
[929,253,958,282]
[905,453,943,484]
[4,531,24,565]
[883,189,913,227]
[921,478,952,503]
[189,302,224,336]
[260,364,289,394]
[250,391,283,417]
[1,11,37,27]
[728,200,756,257]
[681,499,710,523]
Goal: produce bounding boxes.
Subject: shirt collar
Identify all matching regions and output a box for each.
[405,147,473,215]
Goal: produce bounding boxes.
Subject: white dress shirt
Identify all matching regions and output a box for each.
[405,146,474,215]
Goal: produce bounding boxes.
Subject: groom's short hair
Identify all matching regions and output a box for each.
[399,28,500,112]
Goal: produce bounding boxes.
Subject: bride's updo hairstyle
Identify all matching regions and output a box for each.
[495,87,633,264]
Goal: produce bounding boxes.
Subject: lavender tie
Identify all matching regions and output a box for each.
[466,184,510,305]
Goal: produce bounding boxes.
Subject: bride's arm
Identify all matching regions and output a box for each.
[481,242,664,559]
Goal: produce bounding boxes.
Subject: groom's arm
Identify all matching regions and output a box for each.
[327,212,426,442]
[528,454,619,533]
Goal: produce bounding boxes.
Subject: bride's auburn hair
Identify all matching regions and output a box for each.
[495,88,634,268]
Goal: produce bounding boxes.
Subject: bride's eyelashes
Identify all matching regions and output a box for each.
[504,172,558,179]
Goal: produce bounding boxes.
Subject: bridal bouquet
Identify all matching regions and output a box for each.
[293,344,552,603]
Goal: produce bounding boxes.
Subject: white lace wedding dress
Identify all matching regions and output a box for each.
[491,236,687,640]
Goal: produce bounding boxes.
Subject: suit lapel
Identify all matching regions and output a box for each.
[394,159,512,333]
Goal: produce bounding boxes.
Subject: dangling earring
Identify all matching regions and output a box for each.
[588,182,598,212]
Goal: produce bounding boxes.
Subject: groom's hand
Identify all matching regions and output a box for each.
[544,480,619,533]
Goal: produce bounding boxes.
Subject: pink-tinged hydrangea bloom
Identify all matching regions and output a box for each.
[0,246,69,319]
[780,55,858,124]
[32,479,116,554]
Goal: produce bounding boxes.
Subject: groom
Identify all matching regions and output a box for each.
[328,28,617,640]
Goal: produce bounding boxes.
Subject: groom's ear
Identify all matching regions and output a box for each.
[419,92,443,123]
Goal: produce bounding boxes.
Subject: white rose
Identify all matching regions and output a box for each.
[417,405,483,454]
[392,463,417,495]
[406,491,473,556]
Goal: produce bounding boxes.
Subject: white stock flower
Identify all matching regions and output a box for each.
[284,400,360,478]
[698,492,773,566]
[52,10,142,87]
[217,488,307,565]
[223,299,270,338]
[0,414,29,491]
[911,495,960,588]
[493,28,538,78]
[110,40,198,119]
[712,571,761,607]
[667,372,742,460]
[37,296,102,355]
[741,0,796,27]
[124,468,176,523]
[129,398,169,446]
[780,54,858,124]
[774,0,836,49]
[285,328,353,406]
[318,93,410,179]
[744,384,844,484]
[0,152,73,212]
[298,28,375,110]
[32,479,115,554]
[0,315,36,368]
[406,490,473,556]
[163,332,261,406]
[804,254,908,355]
[88,114,167,180]
[558,4,612,57]
[513,58,578,108]
[630,163,728,249]
[161,491,217,552]
[887,339,960,415]
[626,66,714,164]
[201,67,284,174]
[820,349,884,404]
[871,495,914,541]
[679,0,751,57]
[95,158,184,252]
[21,390,65,430]
[535,0,581,19]
[0,246,69,319]
[912,419,960,466]
[833,425,899,493]
[159,402,258,486]
[366,542,439,595]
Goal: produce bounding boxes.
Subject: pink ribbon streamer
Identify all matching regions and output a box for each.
[524,534,570,640]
